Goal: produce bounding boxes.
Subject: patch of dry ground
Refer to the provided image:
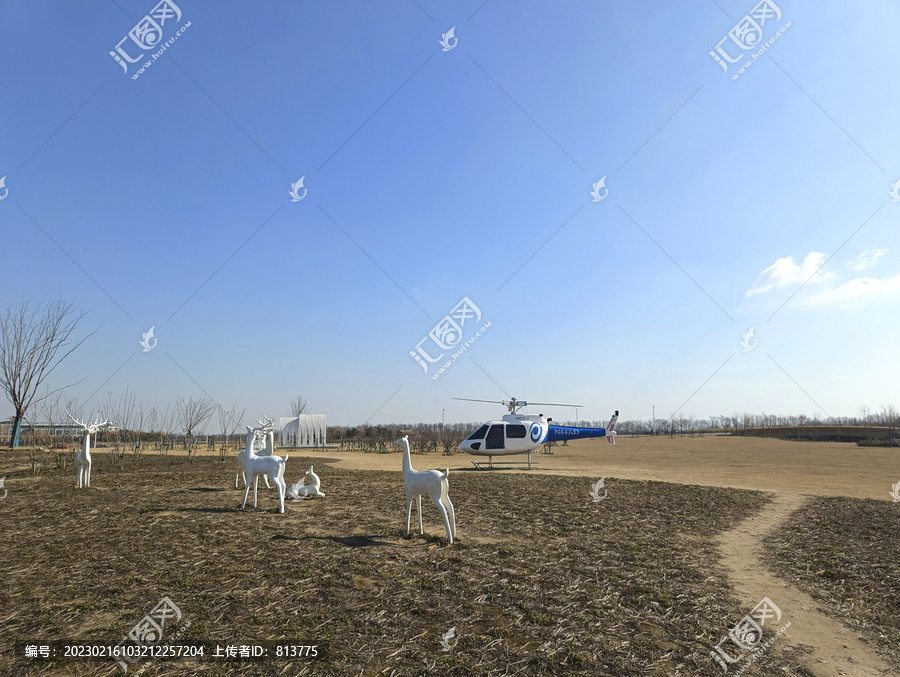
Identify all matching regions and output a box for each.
[0,451,768,676]
[763,496,900,672]
[717,493,895,676]
[0,436,896,676]
[281,434,899,500]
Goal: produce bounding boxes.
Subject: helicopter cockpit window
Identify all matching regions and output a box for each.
[485,424,505,450]
[505,424,527,439]
[466,425,489,441]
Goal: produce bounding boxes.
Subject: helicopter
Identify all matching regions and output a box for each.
[454,397,618,469]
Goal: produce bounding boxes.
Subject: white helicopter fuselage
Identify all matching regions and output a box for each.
[458,414,549,456]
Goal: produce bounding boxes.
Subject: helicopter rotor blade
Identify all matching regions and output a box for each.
[453,397,584,408]
[452,397,507,404]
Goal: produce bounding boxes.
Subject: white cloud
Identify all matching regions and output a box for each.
[746,252,835,296]
[807,273,900,306]
[845,249,888,271]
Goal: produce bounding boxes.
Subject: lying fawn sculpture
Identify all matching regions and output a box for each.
[395,435,455,543]
[287,465,325,499]
[66,411,109,489]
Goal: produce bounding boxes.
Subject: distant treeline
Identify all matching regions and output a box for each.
[612,407,899,446]
[329,422,479,454]
[7,406,898,455]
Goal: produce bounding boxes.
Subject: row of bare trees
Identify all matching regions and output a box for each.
[8,391,315,455]
[20,392,226,454]
[608,406,899,444]
[0,298,319,458]
[327,422,478,454]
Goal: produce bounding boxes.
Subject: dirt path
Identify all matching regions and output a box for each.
[715,493,894,676]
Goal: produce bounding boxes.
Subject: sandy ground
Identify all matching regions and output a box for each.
[14,435,898,674]
[716,494,895,676]
[260,435,898,673]
[231,435,900,501]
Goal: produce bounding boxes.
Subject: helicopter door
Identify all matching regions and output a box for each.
[485,424,505,450]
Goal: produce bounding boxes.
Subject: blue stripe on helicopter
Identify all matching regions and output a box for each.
[547,425,607,442]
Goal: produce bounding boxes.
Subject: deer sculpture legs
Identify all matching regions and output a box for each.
[75,432,91,489]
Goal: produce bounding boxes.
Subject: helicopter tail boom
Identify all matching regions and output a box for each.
[546,411,619,444]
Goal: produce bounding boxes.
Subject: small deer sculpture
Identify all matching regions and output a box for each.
[395,435,455,543]
[287,465,325,499]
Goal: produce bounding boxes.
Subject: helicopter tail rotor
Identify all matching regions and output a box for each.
[606,410,619,444]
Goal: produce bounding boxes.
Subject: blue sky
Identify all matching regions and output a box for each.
[1,0,898,429]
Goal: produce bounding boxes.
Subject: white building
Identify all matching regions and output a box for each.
[277,414,326,448]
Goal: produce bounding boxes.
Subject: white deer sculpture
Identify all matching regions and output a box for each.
[395,435,456,543]
[287,465,325,500]
[240,420,289,514]
[234,419,272,490]
[66,410,109,489]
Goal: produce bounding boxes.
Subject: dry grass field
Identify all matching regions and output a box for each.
[0,435,897,676]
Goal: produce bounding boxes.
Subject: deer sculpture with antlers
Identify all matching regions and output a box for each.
[235,416,274,490]
[240,415,289,514]
[66,411,110,489]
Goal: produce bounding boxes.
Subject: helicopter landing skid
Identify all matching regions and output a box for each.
[471,450,537,470]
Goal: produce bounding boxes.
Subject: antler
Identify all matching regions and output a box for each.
[88,416,111,433]
[67,410,112,433]
[66,409,88,430]
[255,414,274,431]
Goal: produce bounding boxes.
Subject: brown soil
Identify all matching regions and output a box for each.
[275,434,899,500]
[0,435,896,675]
[716,493,895,676]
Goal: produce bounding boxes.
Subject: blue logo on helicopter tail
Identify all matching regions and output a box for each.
[530,423,542,442]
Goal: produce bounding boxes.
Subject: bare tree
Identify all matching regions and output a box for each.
[290,395,310,417]
[216,404,246,460]
[102,389,146,457]
[176,396,215,461]
[152,401,175,454]
[0,299,96,447]
[858,405,870,443]
[24,392,64,473]
[883,404,897,447]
